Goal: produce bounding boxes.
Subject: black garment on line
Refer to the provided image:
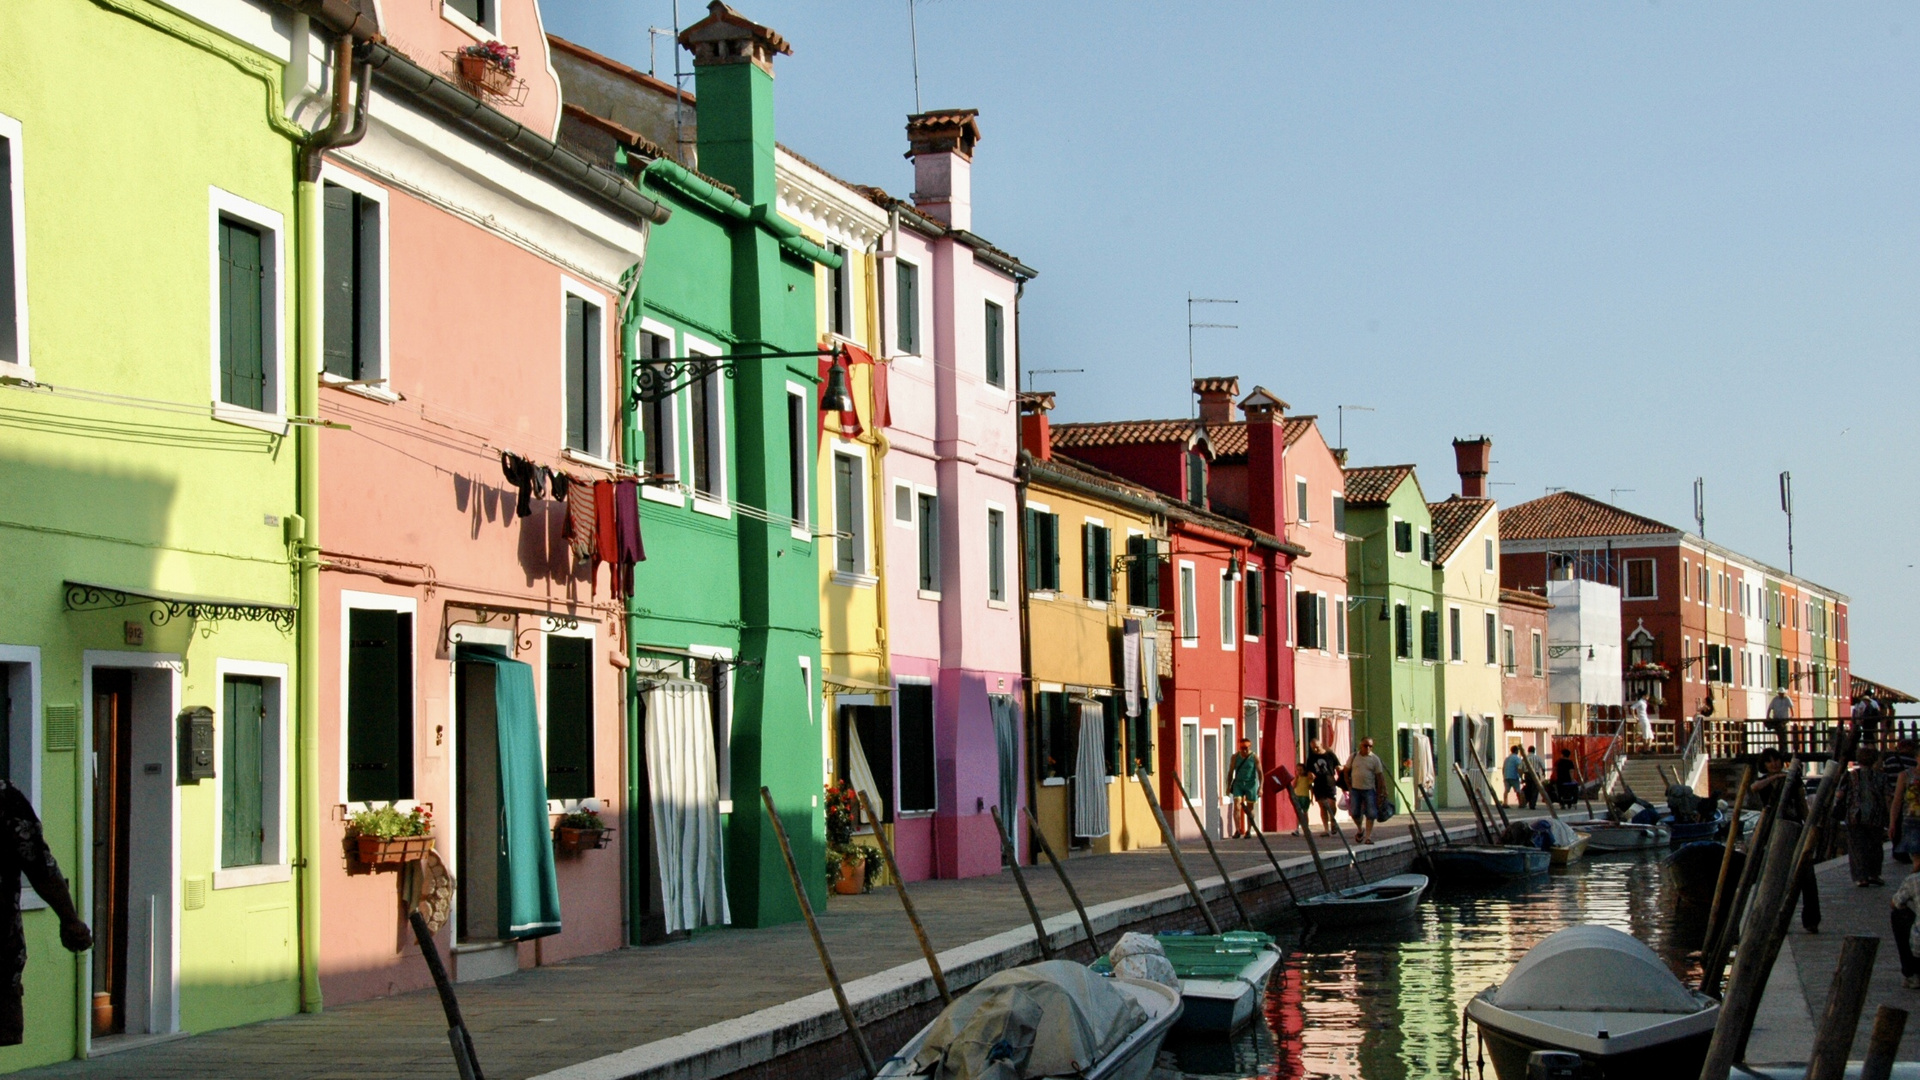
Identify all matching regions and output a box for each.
[500,451,546,518]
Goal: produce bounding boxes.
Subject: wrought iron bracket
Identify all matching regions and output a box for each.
[443,601,584,655]
[633,345,846,407]
[64,580,295,634]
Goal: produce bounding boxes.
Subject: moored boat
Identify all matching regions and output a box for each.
[1549,833,1591,866]
[1664,840,1742,908]
[1297,873,1429,927]
[1572,820,1671,852]
[878,959,1182,1080]
[1465,925,1719,1080]
[1094,931,1280,1036]
[1425,845,1550,882]
[1662,810,1724,847]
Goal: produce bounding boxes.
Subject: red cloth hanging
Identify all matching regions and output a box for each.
[850,344,889,429]
[594,481,618,598]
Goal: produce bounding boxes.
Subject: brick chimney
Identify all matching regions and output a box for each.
[1453,436,1491,498]
[906,109,979,231]
[680,2,791,205]
[1019,391,1055,461]
[1193,377,1240,425]
[1241,386,1290,536]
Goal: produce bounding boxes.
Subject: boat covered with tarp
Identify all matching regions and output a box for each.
[877,959,1181,1080]
[1465,925,1718,1080]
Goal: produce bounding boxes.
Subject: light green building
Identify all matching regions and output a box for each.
[0,0,319,1063]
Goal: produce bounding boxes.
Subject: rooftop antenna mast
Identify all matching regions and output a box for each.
[647,26,673,76]
[1609,488,1635,505]
[1336,405,1374,456]
[907,0,922,113]
[1779,471,1794,576]
[1186,295,1237,419]
[670,0,689,163]
[1693,477,1706,538]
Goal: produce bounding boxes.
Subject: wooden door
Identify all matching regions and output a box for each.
[91,671,132,1038]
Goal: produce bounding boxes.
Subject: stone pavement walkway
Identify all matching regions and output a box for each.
[18,805,1505,1080]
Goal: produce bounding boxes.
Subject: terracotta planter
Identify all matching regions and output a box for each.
[555,826,606,854]
[832,854,866,894]
[355,832,434,867]
[456,54,515,98]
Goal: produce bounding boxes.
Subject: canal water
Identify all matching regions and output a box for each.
[1167,849,1700,1079]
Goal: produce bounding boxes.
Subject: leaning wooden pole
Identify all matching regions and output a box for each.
[1329,821,1371,885]
[1805,936,1880,1080]
[988,805,1054,959]
[761,787,877,1079]
[1453,763,1496,843]
[1244,816,1303,907]
[1134,767,1224,934]
[1421,786,1453,847]
[408,910,484,1080]
[1296,803,1337,892]
[1696,767,1753,969]
[1168,766,1252,929]
[1702,784,1782,996]
[1697,814,1805,1080]
[1023,805,1102,960]
[1862,1005,1909,1080]
[857,790,951,1005]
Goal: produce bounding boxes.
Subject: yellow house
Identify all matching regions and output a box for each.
[1020,404,1167,857]
[777,148,893,818]
[1428,441,1506,806]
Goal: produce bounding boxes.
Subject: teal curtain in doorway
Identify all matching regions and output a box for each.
[457,645,562,940]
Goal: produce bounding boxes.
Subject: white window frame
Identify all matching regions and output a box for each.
[786,381,812,541]
[1682,558,1691,599]
[1180,718,1200,805]
[892,480,916,529]
[1331,491,1347,537]
[1178,561,1198,647]
[1219,568,1236,650]
[316,164,392,399]
[1484,537,1495,572]
[913,483,941,600]
[540,622,599,813]
[0,645,43,815]
[338,590,420,810]
[829,441,874,586]
[1391,515,1409,557]
[0,112,30,380]
[209,186,287,432]
[441,0,500,41]
[1335,594,1348,657]
[1624,557,1658,600]
[1683,636,1693,682]
[986,501,1010,608]
[1419,529,1433,565]
[1484,610,1499,666]
[1531,629,1544,677]
[1501,624,1516,676]
[559,276,614,468]
[1026,498,1057,599]
[684,332,730,517]
[212,659,292,889]
[637,318,684,506]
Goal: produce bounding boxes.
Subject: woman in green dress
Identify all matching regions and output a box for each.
[1228,738,1261,838]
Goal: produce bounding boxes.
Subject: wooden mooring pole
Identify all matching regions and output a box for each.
[1696,766,1753,972]
[856,790,951,1005]
[1805,936,1880,1080]
[1167,766,1252,929]
[761,787,877,1079]
[1022,805,1102,959]
[1698,814,1804,1080]
[1702,780,1782,996]
[988,805,1054,959]
[1134,768,1223,934]
[408,910,483,1080]
[1862,1005,1909,1080]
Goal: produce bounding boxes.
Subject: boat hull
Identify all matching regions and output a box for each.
[1665,840,1742,908]
[877,975,1182,1080]
[1426,846,1550,881]
[1476,1015,1713,1080]
[1549,834,1591,866]
[1574,822,1671,851]
[1170,946,1280,1036]
[1297,873,1428,927]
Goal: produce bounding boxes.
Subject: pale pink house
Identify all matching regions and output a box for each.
[1280,414,1355,766]
[870,111,1036,879]
[310,0,662,999]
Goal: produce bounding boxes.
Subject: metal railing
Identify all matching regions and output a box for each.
[1696,714,1915,761]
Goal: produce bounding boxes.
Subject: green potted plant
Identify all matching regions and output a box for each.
[824,780,868,894]
[554,807,610,854]
[347,803,433,867]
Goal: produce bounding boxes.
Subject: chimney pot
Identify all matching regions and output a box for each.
[906,109,979,230]
[1453,436,1492,499]
[1020,391,1055,461]
[1193,376,1240,425]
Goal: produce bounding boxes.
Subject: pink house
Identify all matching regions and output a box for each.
[1275,413,1356,769]
[312,0,663,999]
[869,111,1036,879]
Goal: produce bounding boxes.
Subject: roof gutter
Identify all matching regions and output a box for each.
[362,44,670,225]
[639,158,840,267]
[1021,452,1170,525]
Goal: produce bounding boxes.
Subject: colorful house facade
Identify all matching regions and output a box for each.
[1427,439,1503,805]
[1275,410,1355,770]
[1497,587,1554,753]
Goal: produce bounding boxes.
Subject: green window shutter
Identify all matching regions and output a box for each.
[984,301,1004,387]
[988,509,1005,601]
[834,453,857,573]
[1024,508,1041,592]
[896,262,918,354]
[1422,610,1441,661]
[565,296,588,452]
[322,185,357,380]
[1102,695,1122,779]
[918,493,940,592]
[545,636,594,800]
[222,676,265,868]
[219,218,267,411]
[347,609,413,802]
[1045,513,1061,591]
[1082,523,1095,598]
[0,135,14,367]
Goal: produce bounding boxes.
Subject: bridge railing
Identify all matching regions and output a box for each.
[1696,714,1915,761]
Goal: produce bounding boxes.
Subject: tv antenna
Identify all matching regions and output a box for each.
[1693,477,1706,538]
[1779,471,1794,576]
[907,0,922,113]
[1186,295,1237,418]
[1336,405,1374,455]
[1609,488,1635,505]
[647,26,673,75]
[1028,368,1084,391]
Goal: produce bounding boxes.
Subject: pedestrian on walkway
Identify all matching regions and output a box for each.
[1305,739,1341,837]
[1854,691,1885,747]
[1890,864,1920,989]
[1631,694,1654,749]
[1841,746,1888,887]
[1768,689,1793,750]
[0,781,90,1044]
[1521,745,1545,810]
[1502,746,1523,806]
[1885,739,1918,781]
[1552,748,1580,809]
[1228,738,1260,839]
[1346,738,1386,844]
[1753,749,1820,932]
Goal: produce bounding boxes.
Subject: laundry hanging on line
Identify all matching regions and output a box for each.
[499,451,546,517]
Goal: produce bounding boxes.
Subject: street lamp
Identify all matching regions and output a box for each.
[633,344,860,412]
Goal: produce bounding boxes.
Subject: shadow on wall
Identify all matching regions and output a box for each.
[450,470,581,589]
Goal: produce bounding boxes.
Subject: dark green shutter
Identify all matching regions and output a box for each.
[219,218,267,411]
[1045,513,1061,591]
[565,296,589,452]
[1082,523,1095,598]
[1246,570,1263,638]
[0,135,17,367]
[322,185,357,379]
[1102,695,1122,778]
[545,636,594,800]
[222,676,265,867]
[918,493,939,591]
[1024,508,1041,592]
[347,609,413,802]
[1126,537,1147,608]
[984,301,1004,387]
[834,453,857,572]
[1423,610,1441,661]
[1295,590,1313,649]
[897,262,918,354]
[988,510,1005,601]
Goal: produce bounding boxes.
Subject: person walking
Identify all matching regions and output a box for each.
[1753,749,1820,932]
[0,780,90,1045]
[1768,689,1794,750]
[1854,691,1885,748]
[1305,739,1341,837]
[1631,694,1654,749]
[1841,746,1888,887]
[1521,745,1546,810]
[1552,748,1580,809]
[1346,738,1387,844]
[1502,746,1523,807]
[1228,738,1260,839]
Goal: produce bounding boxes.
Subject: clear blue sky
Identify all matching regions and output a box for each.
[543,1,1920,694]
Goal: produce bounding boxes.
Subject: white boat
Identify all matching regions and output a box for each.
[877,959,1182,1080]
[1297,873,1429,927]
[1572,820,1671,851]
[1465,925,1719,1080]
[1159,933,1282,1035]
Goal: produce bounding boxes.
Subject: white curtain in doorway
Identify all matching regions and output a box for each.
[846,724,886,830]
[1073,700,1110,839]
[644,679,730,934]
[1410,732,1436,795]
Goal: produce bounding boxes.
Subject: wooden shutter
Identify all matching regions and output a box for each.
[322,185,357,379]
[1295,590,1314,649]
[1096,527,1112,601]
[1423,610,1441,661]
[1246,570,1264,637]
[896,262,917,354]
[1045,513,1060,591]
[565,296,589,452]
[0,135,14,367]
[545,636,594,800]
[218,218,267,411]
[222,676,265,868]
[984,301,1004,387]
[918,493,939,591]
[1081,524,1095,598]
[347,609,413,802]
[1102,695,1122,778]
[834,453,857,573]
[1024,508,1041,592]
[897,684,935,813]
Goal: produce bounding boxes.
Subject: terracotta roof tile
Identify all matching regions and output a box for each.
[1499,587,1553,610]
[1193,376,1240,395]
[1427,496,1496,564]
[1342,464,1414,507]
[1498,491,1675,542]
[1283,415,1318,448]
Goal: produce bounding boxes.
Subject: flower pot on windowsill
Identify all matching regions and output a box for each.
[555,826,608,854]
[456,54,516,98]
[355,832,434,867]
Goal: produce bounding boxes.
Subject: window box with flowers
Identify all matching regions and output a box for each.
[348,803,434,867]
[452,41,525,103]
[554,808,612,854]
